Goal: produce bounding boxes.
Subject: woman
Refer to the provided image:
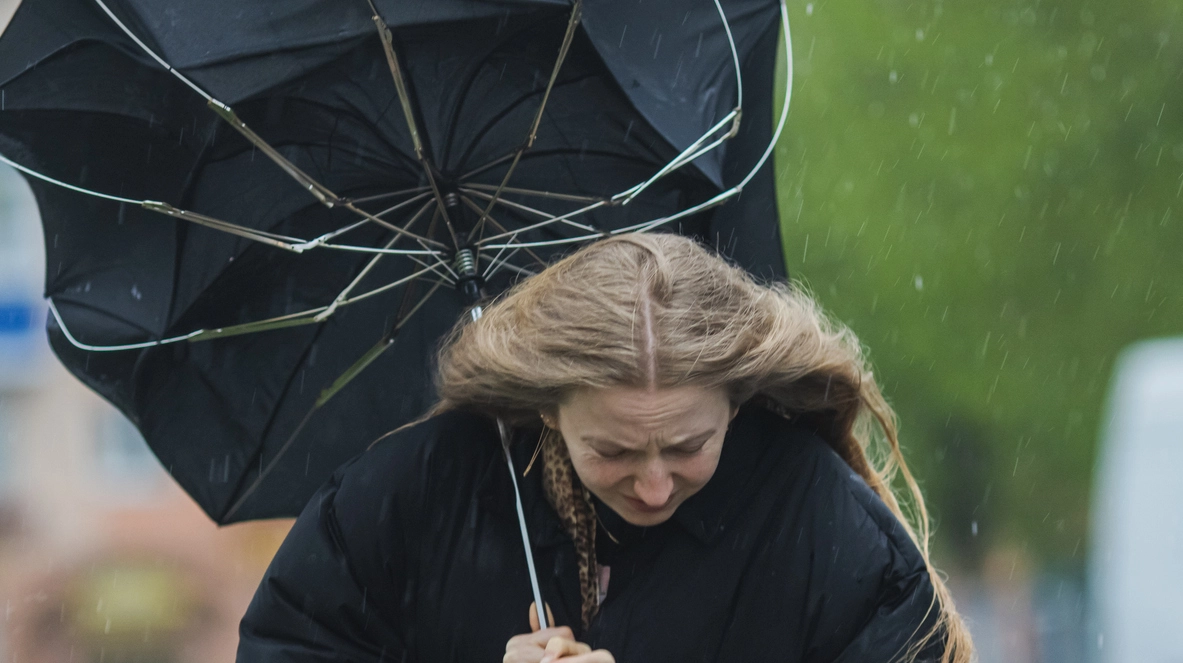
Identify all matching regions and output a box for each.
[237,234,974,662]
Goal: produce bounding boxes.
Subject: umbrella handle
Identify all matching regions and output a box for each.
[497,418,550,630]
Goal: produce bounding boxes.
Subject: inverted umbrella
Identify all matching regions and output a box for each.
[0,0,791,529]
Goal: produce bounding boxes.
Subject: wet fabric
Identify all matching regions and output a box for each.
[237,404,945,662]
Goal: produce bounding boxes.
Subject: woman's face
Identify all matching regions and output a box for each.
[549,385,737,526]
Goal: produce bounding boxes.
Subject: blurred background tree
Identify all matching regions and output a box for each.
[775,0,1183,571]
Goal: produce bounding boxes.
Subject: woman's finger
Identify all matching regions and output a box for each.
[538,637,591,663]
[528,601,557,632]
[503,647,545,663]
[506,626,574,651]
[544,651,615,663]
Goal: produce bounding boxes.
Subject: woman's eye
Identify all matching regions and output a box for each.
[595,448,628,459]
[666,444,706,456]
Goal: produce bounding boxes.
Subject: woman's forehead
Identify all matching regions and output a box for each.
[560,385,728,436]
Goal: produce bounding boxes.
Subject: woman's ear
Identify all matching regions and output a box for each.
[539,408,559,429]
[728,403,739,422]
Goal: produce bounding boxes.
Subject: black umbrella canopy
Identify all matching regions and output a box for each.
[0,0,789,523]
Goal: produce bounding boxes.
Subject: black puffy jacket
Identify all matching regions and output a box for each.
[237,404,943,662]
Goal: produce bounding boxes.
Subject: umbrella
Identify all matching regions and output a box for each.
[0,0,791,526]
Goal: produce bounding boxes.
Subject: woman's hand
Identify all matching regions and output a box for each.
[503,629,615,663]
[503,603,615,663]
[538,636,616,663]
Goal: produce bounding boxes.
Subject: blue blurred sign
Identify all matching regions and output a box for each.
[0,297,48,388]
[0,301,33,334]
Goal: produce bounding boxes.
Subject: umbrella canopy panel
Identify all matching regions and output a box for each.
[0,0,787,522]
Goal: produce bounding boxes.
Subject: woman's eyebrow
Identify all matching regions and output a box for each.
[581,436,632,448]
[665,429,716,447]
[582,428,717,448]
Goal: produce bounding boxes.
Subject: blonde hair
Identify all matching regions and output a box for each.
[432,233,972,662]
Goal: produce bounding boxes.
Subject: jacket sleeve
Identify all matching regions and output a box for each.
[236,447,412,662]
[802,448,946,663]
[825,554,944,663]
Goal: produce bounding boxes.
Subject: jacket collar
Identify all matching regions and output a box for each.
[475,421,572,548]
[669,403,774,545]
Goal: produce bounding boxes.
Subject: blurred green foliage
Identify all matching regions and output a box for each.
[774,0,1183,569]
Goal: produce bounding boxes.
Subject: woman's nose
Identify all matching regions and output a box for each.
[633,463,674,507]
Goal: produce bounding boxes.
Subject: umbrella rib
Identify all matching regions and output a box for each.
[0,154,316,251]
[739,0,794,190]
[460,187,599,234]
[402,206,459,282]
[188,263,443,341]
[1,150,448,255]
[366,0,461,246]
[90,0,213,102]
[610,108,740,205]
[313,198,436,321]
[48,299,203,351]
[314,279,444,408]
[458,194,547,269]
[480,190,739,251]
[488,257,537,280]
[0,153,140,205]
[0,152,406,254]
[713,0,744,110]
[50,260,444,352]
[471,0,584,242]
[317,199,458,293]
[335,263,444,307]
[338,199,449,249]
[472,0,745,232]
[405,254,458,286]
[481,245,524,280]
[311,190,446,252]
[475,199,608,246]
[605,0,747,204]
[349,186,430,205]
[460,152,516,181]
[221,276,443,522]
[461,183,603,204]
[476,0,795,252]
[92,0,452,250]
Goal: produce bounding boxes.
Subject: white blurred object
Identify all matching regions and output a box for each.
[1090,337,1183,663]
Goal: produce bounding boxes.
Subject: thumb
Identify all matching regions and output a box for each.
[528,601,556,632]
[541,636,591,663]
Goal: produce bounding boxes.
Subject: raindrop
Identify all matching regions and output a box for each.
[984,53,994,66]
[915,29,925,41]
[914,275,924,291]
[805,3,814,16]
[889,70,899,84]
[971,520,978,536]
[130,284,142,301]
